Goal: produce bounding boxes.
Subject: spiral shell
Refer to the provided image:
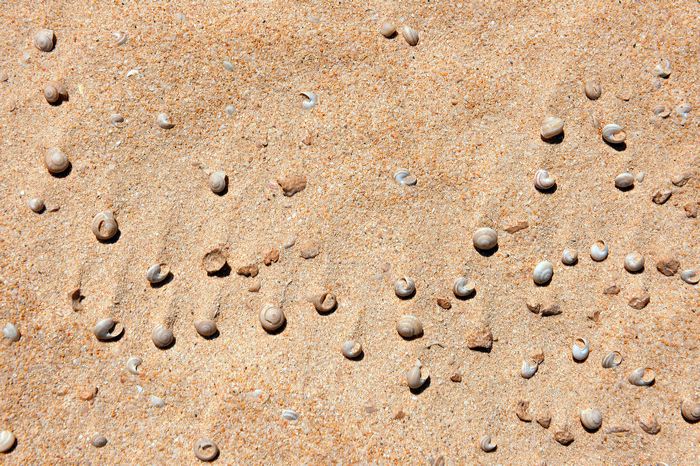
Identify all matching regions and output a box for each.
[540,116,564,139]
[341,340,362,359]
[601,351,622,368]
[44,147,70,174]
[311,292,337,313]
[92,211,119,241]
[580,408,603,431]
[533,261,553,286]
[628,367,655,386]
[146,263,169,284]
[401,26,419,46]
[394,168,417,186]
[561,248,578,266]
[479,435,496,452]
[156,112,174,129]
[44,80,67,104]
[614,172,635,189]
[680,398,700,423]
[0,430,16,453]
[680,269,699,285]
[194,319,217,338]
[2,323,20,342]
[209,171,227,194]
[590,240,608,262]
[396,315,423,339]
[126,356,142,375]
[193,438,219,462]
[602,124,626,144]
[379,22,396,38]
[34,29,56,52]
[27,198,45,213]
[472,227,498,251]
[520,359,539,379]
[572,338,589,362]
[534,169,556,191]
[394,277,416,299]
[453,277,476,298]
[624,252,645,273]
[112,31,128,46]
[406,359,429,389]
[259,304,285,333]
[300,91,318,110]
[151,324,174,349]
[93,318,124,341]
[584,80,601,100]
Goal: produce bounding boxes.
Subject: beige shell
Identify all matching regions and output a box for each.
[151,324,174,349]
[472,227,498,251]
[379,22,396,38]
[534,169,556,190]
[453,277,476,298]
[561,248,578,266]
[44,80,67,104]
[584,80,601,100]
[406,360,429,389]
[341,340,362,359]
[27,197,45,213]
[92,211,118,241]
[396,314,423,339]
[34,29,56,52]
[602,124,626,144]
[126,356,142,375]
[194,319,217,338]
[44,147,70,174]
[401,26,419,46]
[601,351,622,368]
[624,252,645,273]
[93,318,124,341]
[540,116,564,139]
[394,277,416,299]
[209,171,227,194]
[590,240,609,261]
[628,367,655,386]
[0,430,16,453]
[193,438,219,462]
[311,292,337,313]
[580,408,603,431]
[479,435,496,452]
[680,398,700,423]
[146,263,169,284]
[259,304,285,333]
[156,112,175,129]
[202,247,228,274]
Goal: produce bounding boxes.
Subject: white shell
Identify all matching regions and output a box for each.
[146,263,169,284]
[209,171,228,194]
[2,323,20,342]
[628,367,655,386]
[112,31,128,45]
[479,435,496,452]
[520,359,538,379]
[126,356,142,375]
[406,359,429,389]
[341,340,362,359]
[580,408,603,431]
[27,198,45,213]
[614,172,635,189]
[453,277,476,298]
[394,277,416,299]
[624,252,645,273]
[590,240,609,261]
[601,351,622,368]
[602,124,626,144]
[92,211,118,241]
[44,147,70,174]
[654,58,671,78]
[379,22,396,38]
[259,304,285,332]
[151,324,174,348]
[193,438,219,462]
[396,315,423,339]
[156,112,174,129]
[472,227,498,251]
[93,318,124,341]
[680,269,699,285]
[584,80,601,100]
[540,116,564,139]
[0,430,16,453]
[401,26,419,46]
[533,261,553,286]
[572,338,590,362]
[34,29,55,52]
[534,169,556,190]
[394,168,417,186]
[281,409,299,421]
[561,249,578,266]
[194,319,217,337]
[300,91,318,110]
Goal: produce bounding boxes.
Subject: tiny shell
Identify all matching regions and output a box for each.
[681,398,700,423]
[27,198,45,213]
[540,116,564,139]
[93,318,124,341]
[300,91,318,110]
[126,356,142,375]
[281,409,299,421]
[151,324,174,349]
[472,227,498,251]
[379,22,396,38]
[194,319,217,337]
[572,338,589,362]
[534,169,556,191]
[533,261,553,286]
[396,315,423,339]
[406,359,429,389]
[394,277,416,299]
[44,80,67,104]
[654,59,671,78]
[614,172,634,189]
[110,114,124,125]
[2,323,20,342]
[580,408,603,431]
[259,304,285,333]
[156,112,174,129]
[91,434,108,448]
[0,430,16,453]
[680,269,699,285]
[202,247,228,274]
[521,359,538,379]
[341,340,362,359]
[628,367,655,386]
[193,438,219,462]
[601,351,622,368]
[92,211,118,241]
[561,249,578,266]
[584,80,601,100]
[311,292,337,313]
[146,263,170,284]
[34,29,56,52]
[602,124,626,144]
[590,240,608,262]
[209,171,228,194]
[401,26,419,46]
[624,252,644,273]
[479,435,496,452]
[653,104,671,118]
[44,147,70,174]
[453,277,475,299]
[113,31,128,45]
[394,168,417,186]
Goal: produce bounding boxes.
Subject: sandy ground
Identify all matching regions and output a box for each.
[1,1,698,464]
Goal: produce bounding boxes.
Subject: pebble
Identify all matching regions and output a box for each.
[656,256,679,276]
[671,172,692,187]
[91,435,108,448]
[466,326,493,351]
[504,221,528,234]
[263,248,280,266]
[150,395,165,407]
[516,400,533,422]
[652,189,672,205]
[554,427,574,446]
[603,284,621,295]
[628,291,650,310]
[222,60,234,71]
[536,414,551,429]
[237,264,259,277]
[299,241,320,259]
[277,175,307,196]
[684,202,698,218]
[224,104,235,115]
[2,323,20,342]
[436,298,451,309]
[450,373,462,383]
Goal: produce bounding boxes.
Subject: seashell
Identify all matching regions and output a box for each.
[520,359,539,379]
[110,114,124,125]
[91,434,107,448]
[300,91,318,110]
[281,409,299,421]
[126,356,142,375]
[639,413,661,434]
[222,60,234,71]
[193,438,219,462]
[209,171,227,194]
[479,435,496,452]
[680,269,699,285]
[614,172,634,189]
[0,430,16,453]
[44,80,67,104]
[34,29,56,52]
[92,211,118,241]
[112,31,128,46]
[151,324,174,349]
[394,277,416,299]
[540,116,564,139]
[601,351,622,368]
[590,240,608,262]
[580,408,603,431]
[680,398,700,423]
[561,248,578,266]
[602,124,626,144]
[93,318,124,341]
[202,247,227,274]
[623,252,644,273]
[472,227,498,251]
[676,103,691,118]
[628,367,655,386]
[194,319,217,338]
[27,198,45,213]
[654,58,671,78]
[533,261,553,286]
[653,104,671,118]
[394,168,417,186]
[259,304,285,333]
[44,147,70,174]
[379,22,396,38]
[156,112,174,129]
[150,395,165,407]
[341,340,362,359]
[311,292,337,313]
[572,338,589,362]
[406,359,429,389]
[401,26,419,46]
[584,80,601,100]
[534,169,556,191]
[396,315,423,339]
[2,323,20,342]
[146,263,169,284]
[453,277,476,298]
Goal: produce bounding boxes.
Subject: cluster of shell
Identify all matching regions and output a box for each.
[3,25,696,462]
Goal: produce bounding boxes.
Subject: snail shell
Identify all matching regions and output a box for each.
[93,318,124,341]
[341,340,362,359]
[27,198,45,213]
[113,31,128,46]
[602,124,626,144]
[584,80,601,100]
[311,292,337,313]
[2,323,20,342]
[194,319,217,337]
[601,351,622,368]
[202,247,227,274]
[394,168,417,186]
[533,261,553,286]
[472,227,498,251]
[0,430,16,453]
[680,398,700,423]
[406,359,429,389]
[44,80,67,104]
[193,438,219,462]
[92,211,119,241]
[561,248,578,266]
[156,112,174,129]
[534,169,556,191]
[680,269,699,285]
[479,435,496,452]
[300,91,318,110]
[614,172,635,189]
[624,252,645,273]
[628,367,655,386]
[520,359,539,379]
[259,304,285,333]
[396,315,423,339]
[540,116,564,139]
[654,58,671,78]
[44,147,70,174]
[453,277,476,298]
[126,356,142,375]
[580,408,603,431]
[209,171,227,194]
[379,22,396,38]
[394,277,416,299]
[146,263,169,284]
[572,338,590,362]
[34,29,56,52]
[151,324,174,349]
[401,26,419,46]
[590,240,609,262]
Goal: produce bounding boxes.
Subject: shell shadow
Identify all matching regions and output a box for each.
[97,230,121,244]
[208,263,231,277]
[49,163,72,178]
[536,184,558,195]
[150,272,174,288]
[347,351,365,362]
[454,290,476,301]
[265,320,287,335]
[627,267,644,274]
[397,291,415,300]
[606,141,627,152]
[409,377,431,395]
[156,336,176,350]
[541,132,564,144]
[617,185,634,192]
[476,245,499,257]
[201,329,220,340]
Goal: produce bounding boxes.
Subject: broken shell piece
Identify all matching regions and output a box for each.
[602,124,626,144]
[654,59,671,78]
[300,91,318,110]
[310,292,337,313]
[394,168,417,186]
[126,356,142,375]
[406,360,429,389]
[572,338,590,362]
[479,435,496,452]
[652,189,672,205]
[156,112,174,129]
[601,351,622,368]
[93,318,124,341]
[628,367,655,386]
[146,263,170,284]
[202,247,228,274]
[521,359,539,379]
[590,240,609,261]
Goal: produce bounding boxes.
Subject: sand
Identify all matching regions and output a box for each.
[0,1,698,464]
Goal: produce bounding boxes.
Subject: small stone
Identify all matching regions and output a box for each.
[516,400,533,422]
[504,221,529,234]
[91,435,107,448]
[237,264,259,277]
[652,189,672,205]
[450,373,462,383]
[263,248,280,266]
[683,202,698,218]
[656,256,680,276]
[671,172,692,187]
[277,175,307,196]
[603,284,621,295]
[364,404,378,414]
[248,280,261,292]
[79,386,98,401]
[299,242,320,259]
[436,298,451,309]
[554,428,574,446]
[540,302,561,316]
[628,290,650,310]
[526,299,541,313]
[283,236,297,249]
[466,326,493,351]
[392,407,406,420]
[536,414,551,429]
[150,395,165,407]
[530,349,545,365]
[302,133,314,146]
